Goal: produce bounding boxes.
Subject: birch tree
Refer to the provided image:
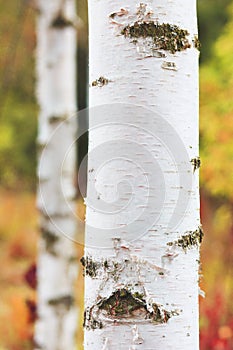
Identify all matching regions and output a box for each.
[84,0,201,349]
[35,0,78,349]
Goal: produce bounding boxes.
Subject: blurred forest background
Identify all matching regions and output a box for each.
[0,0,232,349]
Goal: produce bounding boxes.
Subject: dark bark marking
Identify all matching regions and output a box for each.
[91,76,109,87]
[121,22,191,54]
[167,226,204,251]
[84,288,179,329]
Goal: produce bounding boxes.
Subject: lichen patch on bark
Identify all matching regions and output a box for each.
[121,22,190,54]
[91,76,109,87]
[80,256,100,278]
[110,3,191,59]
[193,35,201,51]
[80,254,166,280]
[191,157,201,173]
[167,227,204,251]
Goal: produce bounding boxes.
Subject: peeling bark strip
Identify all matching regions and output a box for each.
[167,227,204,251]
[109,8,129,22]
[121,22,191,54]
[161,61,177,71]
[132,324,144,345]
[84,289,179,330]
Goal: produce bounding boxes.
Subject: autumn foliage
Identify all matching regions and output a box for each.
[0,0,233,349]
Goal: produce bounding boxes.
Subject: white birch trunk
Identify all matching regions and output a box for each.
[35,1,78,349]
[84,0,200,349]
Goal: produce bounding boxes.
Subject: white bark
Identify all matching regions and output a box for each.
[35,1,78,349]
[85,1,200,349]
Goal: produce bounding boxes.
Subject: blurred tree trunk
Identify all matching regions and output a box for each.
[84,1,200,349]
[35,0,78,349]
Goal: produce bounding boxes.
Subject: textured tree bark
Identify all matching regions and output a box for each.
[84,1,200,349]
[35,1,78,349]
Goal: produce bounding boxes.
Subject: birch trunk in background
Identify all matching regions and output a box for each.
[35,1,78,349]
[84,0,201,349]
